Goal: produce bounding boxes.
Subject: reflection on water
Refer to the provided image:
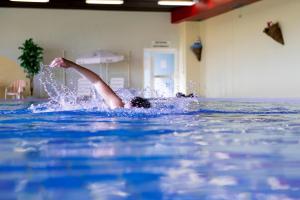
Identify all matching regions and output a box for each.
[0,100,300,200]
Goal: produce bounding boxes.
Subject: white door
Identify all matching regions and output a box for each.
[144,48,177,98]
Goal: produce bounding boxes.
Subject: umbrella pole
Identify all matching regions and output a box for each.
[106,63,109,83]
[128,51,131,88]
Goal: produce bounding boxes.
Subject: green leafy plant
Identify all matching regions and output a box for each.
[18,38,44,96]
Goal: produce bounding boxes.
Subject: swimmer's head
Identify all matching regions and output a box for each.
[129,96,151,109]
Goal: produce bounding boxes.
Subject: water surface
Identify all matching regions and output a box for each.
[0,99,300,200]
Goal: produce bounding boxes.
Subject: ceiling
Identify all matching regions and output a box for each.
[0,0,262,22]
[0,0,180,12]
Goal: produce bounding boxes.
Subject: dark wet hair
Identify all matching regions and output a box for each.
[130,96,151,109]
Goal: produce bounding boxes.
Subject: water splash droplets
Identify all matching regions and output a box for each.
[30,65,199,115]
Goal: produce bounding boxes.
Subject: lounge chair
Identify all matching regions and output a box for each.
[110,77,125,90]
[77,77,93,98]
[5,80,26,100]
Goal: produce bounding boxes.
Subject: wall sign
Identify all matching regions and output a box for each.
[151,41,171,48]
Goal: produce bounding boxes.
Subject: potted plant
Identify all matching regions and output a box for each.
[18,38,44,96]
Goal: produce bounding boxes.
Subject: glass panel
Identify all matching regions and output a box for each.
[153,53,174,76]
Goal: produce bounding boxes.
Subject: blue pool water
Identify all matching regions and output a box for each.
[0,99,300,200]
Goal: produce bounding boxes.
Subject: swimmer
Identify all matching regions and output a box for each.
[49,57,151,109]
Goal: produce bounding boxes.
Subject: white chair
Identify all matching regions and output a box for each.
[77,78,93,97]
[5,80,26,100]
[110,77,125,90]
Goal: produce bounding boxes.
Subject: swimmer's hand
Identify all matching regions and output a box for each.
[49,57,74,68]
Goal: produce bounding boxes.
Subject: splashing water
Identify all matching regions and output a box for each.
[29,65,200,115]
[29,65,105,113]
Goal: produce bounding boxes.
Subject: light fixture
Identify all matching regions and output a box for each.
[158,0,196,6]
[10,0,49,2]
[86,0,124,5]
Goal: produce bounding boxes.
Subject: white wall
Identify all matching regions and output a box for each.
[179,22,203,95]
[197,0,300,98]
[0,8,179,97]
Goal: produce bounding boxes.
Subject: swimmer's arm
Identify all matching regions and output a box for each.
[50,58,124,109]
[72,64,124,109]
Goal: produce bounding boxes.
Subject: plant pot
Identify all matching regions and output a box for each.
[30,77,34,96]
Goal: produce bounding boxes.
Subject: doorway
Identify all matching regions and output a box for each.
[144,48,177,98]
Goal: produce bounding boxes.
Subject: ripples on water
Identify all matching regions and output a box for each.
[0,67,300,200]
[1,99,300,200]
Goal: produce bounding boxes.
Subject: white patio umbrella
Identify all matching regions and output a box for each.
[75,50,125,83]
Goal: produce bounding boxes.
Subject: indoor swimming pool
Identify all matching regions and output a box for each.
[0,99,300,200]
